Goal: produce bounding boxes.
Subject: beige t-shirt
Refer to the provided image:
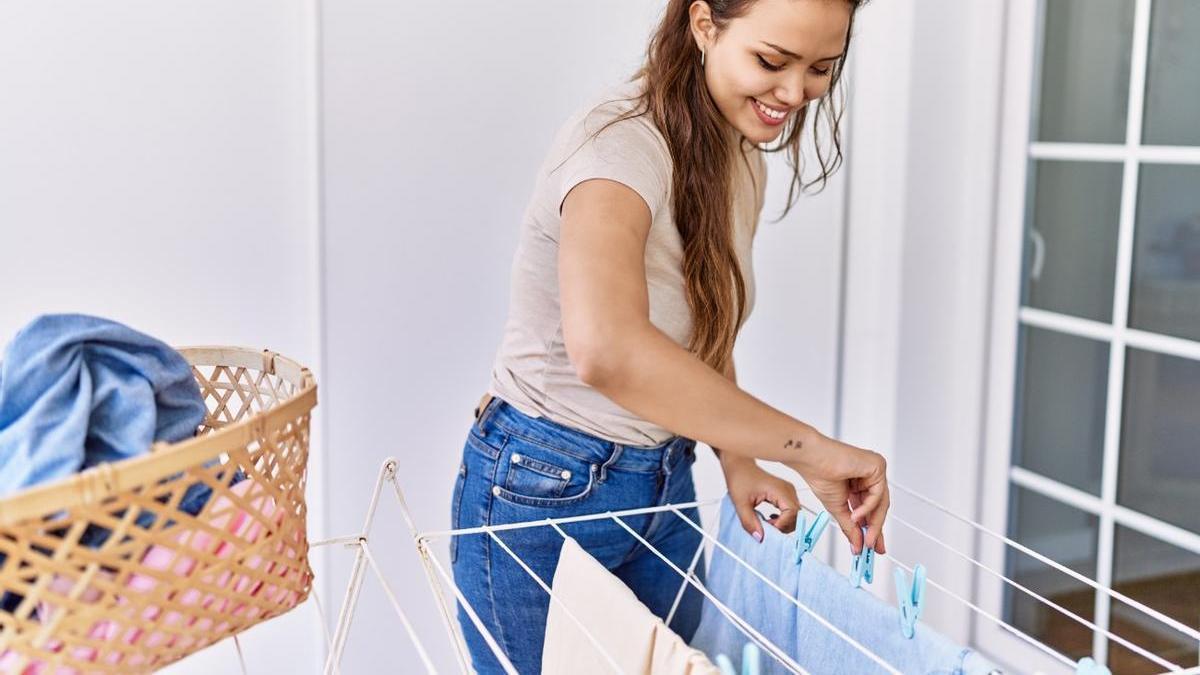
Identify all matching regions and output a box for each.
[488,77,765,447]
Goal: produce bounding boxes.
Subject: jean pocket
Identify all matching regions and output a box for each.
[449,460,466,564]
[493,435,596,508]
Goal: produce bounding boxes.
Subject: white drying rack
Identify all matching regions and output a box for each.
[303,458,1198,675]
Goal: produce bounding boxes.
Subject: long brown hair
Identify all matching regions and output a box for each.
[576,0,863,374]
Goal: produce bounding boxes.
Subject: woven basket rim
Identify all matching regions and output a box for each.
[0,345,317,527]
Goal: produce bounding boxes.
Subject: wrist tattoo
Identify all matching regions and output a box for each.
[783,438,803,450]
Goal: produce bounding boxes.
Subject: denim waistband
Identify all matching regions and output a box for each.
[476,396,696,474]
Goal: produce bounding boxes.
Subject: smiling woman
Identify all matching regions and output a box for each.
[450,1,883,673]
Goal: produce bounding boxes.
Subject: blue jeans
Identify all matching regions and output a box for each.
[449,396,707,674]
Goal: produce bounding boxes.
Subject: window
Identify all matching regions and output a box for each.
[981,1,1200,672]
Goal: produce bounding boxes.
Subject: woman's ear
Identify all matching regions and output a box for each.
[688,0,717,54]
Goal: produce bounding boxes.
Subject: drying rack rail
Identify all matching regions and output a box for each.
[305,458,1196,675]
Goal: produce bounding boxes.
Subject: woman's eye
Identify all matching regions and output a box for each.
[812,66,831,77]
[756,55,785,72]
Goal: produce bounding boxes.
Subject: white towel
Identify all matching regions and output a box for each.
[542,536,721,674]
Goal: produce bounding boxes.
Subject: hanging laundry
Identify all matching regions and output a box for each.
[691,495,1002,675]
[542,535,723,675]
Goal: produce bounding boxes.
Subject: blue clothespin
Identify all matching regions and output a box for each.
[714,643,763,675]
[894,563,926,639]
[1075,657,1112,675]
[793,511,831,563]
[741,642,761,675]
[849,527,875,588]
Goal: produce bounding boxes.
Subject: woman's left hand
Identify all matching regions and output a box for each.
[720,455,801,542]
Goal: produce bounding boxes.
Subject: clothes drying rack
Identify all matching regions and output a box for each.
[298,458,1197,675]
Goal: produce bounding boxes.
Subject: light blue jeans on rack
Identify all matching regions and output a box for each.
[690,496,1001,674]
[449,396,706,674]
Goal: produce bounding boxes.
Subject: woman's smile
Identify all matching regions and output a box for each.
[751,97,791,126]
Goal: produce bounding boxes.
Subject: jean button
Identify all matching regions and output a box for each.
[491,485,501,497]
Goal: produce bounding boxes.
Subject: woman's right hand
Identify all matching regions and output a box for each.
[785,433,889,555]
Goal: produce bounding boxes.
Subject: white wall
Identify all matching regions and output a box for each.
[840,0,1007,651]
[0,1,323,672]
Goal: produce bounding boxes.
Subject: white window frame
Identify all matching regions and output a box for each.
[977,0,1200,671]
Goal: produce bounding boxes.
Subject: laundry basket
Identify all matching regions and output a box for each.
[0,347,317,673]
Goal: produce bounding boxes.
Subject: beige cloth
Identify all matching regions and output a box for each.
[542,536,722,675]
[488,76,766,447]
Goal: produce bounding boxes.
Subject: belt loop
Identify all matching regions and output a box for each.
[474,393,499,434]
[598,443,622,483]
[662,436,684,475]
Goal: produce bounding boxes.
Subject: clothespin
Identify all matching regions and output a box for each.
[893,563,926,639]
[713,643,763,675]
[1075,657,1112,675]
[741,642,762,675]
[792,511,831,563]
[849,527,875,588]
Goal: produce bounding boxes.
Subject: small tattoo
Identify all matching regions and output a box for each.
[783,439,803,449]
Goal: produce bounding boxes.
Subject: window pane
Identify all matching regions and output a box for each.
[1127,164,1200,342]
[1023,160,1123,323]
[1005,486,1099,663]
[1013,326,1109,495]
[1108,527,1200,673]
[1142,0,1200,146]
[1117,347,1200,533]
[1036,0,1135,143]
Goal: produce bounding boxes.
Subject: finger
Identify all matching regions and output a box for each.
[847,492,863,525]
[862,488,890,552]
[850,484,885,524]
[770,494,800,534]
[828,502,863,554]
[733,500,764,543]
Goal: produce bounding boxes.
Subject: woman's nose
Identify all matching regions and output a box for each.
[774,74,807,109]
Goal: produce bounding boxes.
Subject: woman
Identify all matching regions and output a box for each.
[450,0,886,671]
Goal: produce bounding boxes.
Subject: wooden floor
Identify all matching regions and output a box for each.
[1030,570,1200,673]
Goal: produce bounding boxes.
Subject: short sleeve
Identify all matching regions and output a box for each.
[550,108,672,219]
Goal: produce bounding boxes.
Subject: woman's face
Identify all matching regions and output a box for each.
[690,0,851,144]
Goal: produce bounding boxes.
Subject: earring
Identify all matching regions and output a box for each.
[700,48,706,67]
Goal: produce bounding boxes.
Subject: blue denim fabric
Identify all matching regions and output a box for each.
[450,396,707,674]
[0,314,223,614]
[691,496,1000,675]
[0,313,207,495]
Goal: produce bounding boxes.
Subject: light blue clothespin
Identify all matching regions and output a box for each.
[741,642,762,675]
[894,563,926,639]
[714,643,763,675]
[1075,657,1112,675]
[793,511,832,563]
[849,527,875,588]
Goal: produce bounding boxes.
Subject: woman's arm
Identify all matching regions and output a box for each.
[713,357,804,539]
[559,178,888,552]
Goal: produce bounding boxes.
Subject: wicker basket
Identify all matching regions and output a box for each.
[0,347,317,673]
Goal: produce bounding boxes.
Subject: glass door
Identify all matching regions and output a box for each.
[981,1,1200,671]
